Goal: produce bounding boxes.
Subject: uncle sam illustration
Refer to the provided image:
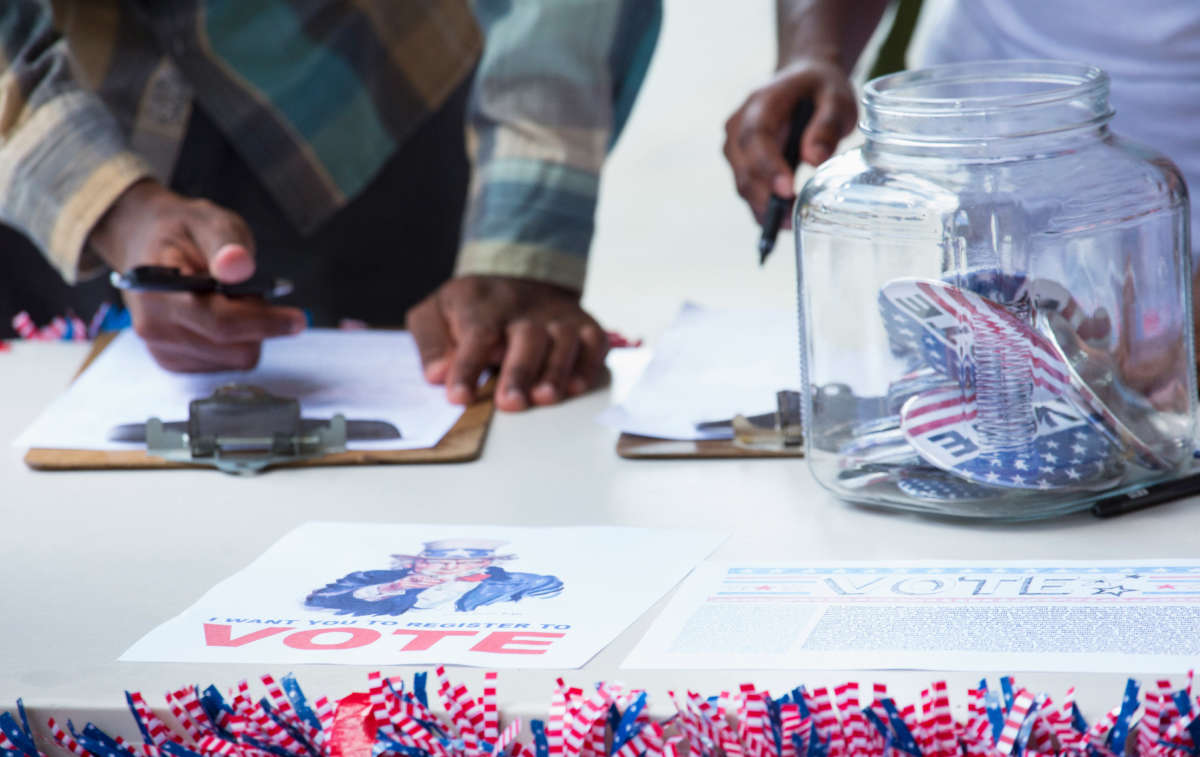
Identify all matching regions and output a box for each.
[305,539,563,617]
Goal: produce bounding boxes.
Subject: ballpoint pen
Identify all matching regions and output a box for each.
[110,265,293,299]
[757,98,814,265]
[1091,470,1200,518]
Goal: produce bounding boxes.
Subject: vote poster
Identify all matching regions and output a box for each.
[624,560,1200,672]
[121,523,723,668]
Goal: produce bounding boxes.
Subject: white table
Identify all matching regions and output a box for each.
[3,339,1198,741]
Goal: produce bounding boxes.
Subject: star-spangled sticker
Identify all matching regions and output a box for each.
[879,276,1078,401]
[901,389,1122,491]
[897,469,1002,501]
[873,275,1141,498]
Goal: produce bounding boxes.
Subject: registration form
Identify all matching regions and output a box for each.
[13,329,464,451]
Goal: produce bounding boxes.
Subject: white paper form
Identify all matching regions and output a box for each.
[624,560,1200,673]
[597,304,801,440]
[13,329,463,451]
[120,523,724,669]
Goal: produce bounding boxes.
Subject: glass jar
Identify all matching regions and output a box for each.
[795,60,1196,519]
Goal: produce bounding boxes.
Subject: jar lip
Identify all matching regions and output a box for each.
[863,59,1109,115]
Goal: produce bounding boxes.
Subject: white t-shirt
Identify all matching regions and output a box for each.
[908,0,1200,247]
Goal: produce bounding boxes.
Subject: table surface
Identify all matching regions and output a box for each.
[3,338,1199,739]
[4,0,1198,740]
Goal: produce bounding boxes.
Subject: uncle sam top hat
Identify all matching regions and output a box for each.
[392,538,516,562]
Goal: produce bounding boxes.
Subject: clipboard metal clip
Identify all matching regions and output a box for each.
[695,390,804,452]
[730,389,804,452]
[145,384,347,475]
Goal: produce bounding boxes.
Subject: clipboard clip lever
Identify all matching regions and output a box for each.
[145,384,347,475]
[730,389,804,451]
[695,390,804,452]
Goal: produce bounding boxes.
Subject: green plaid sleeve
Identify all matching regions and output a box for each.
[456,0,662,291]
[0,1,153,283]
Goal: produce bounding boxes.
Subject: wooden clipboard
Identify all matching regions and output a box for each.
[616,433,804,460]
[24,332,495,471]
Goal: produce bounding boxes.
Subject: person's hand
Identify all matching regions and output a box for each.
[88,180,307,372]
[724,58,858,224]
[406,275,609,412]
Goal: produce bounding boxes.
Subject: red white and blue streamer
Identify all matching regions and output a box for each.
[3,672,1199,757]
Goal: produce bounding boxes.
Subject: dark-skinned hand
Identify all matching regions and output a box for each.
[724,58,858,225]
[88,180,307,372]
[406,275,609,412]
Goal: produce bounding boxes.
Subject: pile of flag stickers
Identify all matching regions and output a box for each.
[3,671,1199,757]
[838,271,1180,503]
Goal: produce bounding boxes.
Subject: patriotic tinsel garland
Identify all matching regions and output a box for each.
[2,670,1199,757]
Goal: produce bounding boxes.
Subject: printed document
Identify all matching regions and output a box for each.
[597,304,800,440]
[121,522,723,668]
[624,559,1200,672]
[14,329,462,450]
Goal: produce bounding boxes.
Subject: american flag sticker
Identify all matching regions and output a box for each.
[900,388,1123,490]
[1035,309,1175,471]
[886,367,952,414]
[877,282,962,375]
[879,278,1076,399]
[897,468,1003,501]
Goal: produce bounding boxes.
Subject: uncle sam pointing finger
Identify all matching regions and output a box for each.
[305,539,563,617]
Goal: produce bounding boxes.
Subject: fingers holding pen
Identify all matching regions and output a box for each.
[186,198,258,283]
[723,58,859,223]
[725,92,795,222]
[88,181,307,374]
[803,82,857,167]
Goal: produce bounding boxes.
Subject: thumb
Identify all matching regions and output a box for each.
[188,204,257,283]
[209,243,256,284]
[802,86,856,167]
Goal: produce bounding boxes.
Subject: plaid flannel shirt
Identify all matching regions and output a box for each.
[0,0,660,292]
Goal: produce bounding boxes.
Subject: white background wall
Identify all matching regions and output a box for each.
[584,1,798,341]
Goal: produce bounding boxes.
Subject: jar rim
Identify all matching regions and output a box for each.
[864,59,1109,116]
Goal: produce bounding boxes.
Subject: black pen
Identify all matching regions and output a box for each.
[110,265,293,299]
[757,99,815,265]
[1091,471,1200,518]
